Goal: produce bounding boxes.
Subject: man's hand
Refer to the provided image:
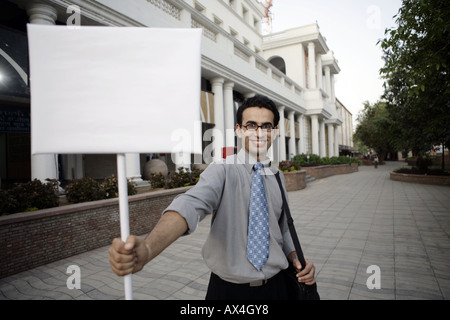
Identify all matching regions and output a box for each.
[108,211,188,277]
[108,235,151,276]
[292,257,316,285]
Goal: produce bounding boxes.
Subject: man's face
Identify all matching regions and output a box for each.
[235,106,277,161]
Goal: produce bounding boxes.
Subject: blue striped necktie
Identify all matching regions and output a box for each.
[247,162,270,271]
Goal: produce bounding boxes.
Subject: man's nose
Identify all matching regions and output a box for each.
[255,127,264,136]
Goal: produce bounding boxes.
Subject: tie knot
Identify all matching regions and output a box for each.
[253,162,263,171]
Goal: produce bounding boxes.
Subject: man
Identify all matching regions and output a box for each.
[109,95,315,299]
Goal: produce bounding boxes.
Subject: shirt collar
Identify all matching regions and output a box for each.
[236,149,271,174]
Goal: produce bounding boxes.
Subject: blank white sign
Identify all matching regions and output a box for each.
[27,24,202,155]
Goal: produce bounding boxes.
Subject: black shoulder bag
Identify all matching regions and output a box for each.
[275,172,320,300]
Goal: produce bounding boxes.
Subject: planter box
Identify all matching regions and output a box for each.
[302,164,353,179]
[0,186,191,279]
[283,170,306,191]
[390,171,450,186]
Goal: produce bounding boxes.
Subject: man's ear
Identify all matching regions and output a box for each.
[235,124,243,139]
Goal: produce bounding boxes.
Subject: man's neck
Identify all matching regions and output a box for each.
[239,149,270,165]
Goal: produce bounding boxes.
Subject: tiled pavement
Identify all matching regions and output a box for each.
[0,161,449,300]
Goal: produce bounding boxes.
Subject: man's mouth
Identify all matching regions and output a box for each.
[250,139,267,147]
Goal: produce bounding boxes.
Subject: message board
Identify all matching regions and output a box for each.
[28,24,202,155]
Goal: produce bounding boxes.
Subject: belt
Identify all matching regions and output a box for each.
[211,272,279,287]
[249,279,269,287]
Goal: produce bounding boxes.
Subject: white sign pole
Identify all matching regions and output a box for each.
[116,153,133,300]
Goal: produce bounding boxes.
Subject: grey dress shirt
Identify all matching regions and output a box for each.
[164,149,295,284]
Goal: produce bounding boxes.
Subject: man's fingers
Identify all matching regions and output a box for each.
[111,236,136,253]
[109,236,138,276]
[296,259,316,284]
[293,258,302,271]
[124,235,136,251]
[109,259,135,277]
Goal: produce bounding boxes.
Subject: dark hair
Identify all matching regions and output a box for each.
[236,95,280,127]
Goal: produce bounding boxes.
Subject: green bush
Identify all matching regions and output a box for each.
[294,154,359,166]
[190,168,203,185]
[101,175,137,199]
[148,173,166,189]
[0,189,19,215]
[279,160,301,172]
[66,176,137,203]
[416,155,434,173]
[66,177,106,203]
[165,167,192,189]
[0,179,59,215]
[294,154,322,165]
[165,168,203,189]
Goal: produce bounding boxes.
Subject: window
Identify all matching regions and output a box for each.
[268,57,287,75]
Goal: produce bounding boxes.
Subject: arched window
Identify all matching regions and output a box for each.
[268,56,286,75]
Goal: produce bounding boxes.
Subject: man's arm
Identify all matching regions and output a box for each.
[109,162,225,276]
[109,211,188,276]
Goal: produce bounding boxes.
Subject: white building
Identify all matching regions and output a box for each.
[336,98,355,156]
[0,0,352,186]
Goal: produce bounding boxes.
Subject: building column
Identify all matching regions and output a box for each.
[307,42,317,89]
[324,66,331,101]
[298,44,306,88]
[125,153,144,181]
[223,81,235,149]
[278,106,286,161]
[27,1,59,182]
[330,74,336,104]
[27,1,58,25]
[316,55,323,90]
[61,154,83,180]
[327,124,335,157]
[211,77,225,161]
[297,114,305,154]
[310,115,319,155]
[334,124,340,156]
[173,152,191,172]
[319,119,326,157]
[288,110,296,159]
[244,92,256,99]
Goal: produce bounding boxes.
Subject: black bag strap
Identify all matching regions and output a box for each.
[275,171,306,271]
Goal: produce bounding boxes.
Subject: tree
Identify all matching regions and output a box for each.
[354,101,396,162]
[379,0,450,169]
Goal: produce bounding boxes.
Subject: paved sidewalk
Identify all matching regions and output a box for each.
[0,162,449,300]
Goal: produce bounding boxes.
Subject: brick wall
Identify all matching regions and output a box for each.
[283,170,306,191]
[302,164,354,179]
[390,172,450,186]
[0,187,191,279]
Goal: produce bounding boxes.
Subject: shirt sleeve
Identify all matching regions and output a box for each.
[163,162,226,234]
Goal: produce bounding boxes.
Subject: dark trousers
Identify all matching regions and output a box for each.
[205,272,288,300]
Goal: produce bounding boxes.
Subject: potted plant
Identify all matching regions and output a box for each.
[278,161,306,191]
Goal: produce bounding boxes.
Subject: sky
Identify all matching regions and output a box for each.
[268,0,403,123]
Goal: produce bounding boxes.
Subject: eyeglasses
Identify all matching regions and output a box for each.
[241,122,275,132]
